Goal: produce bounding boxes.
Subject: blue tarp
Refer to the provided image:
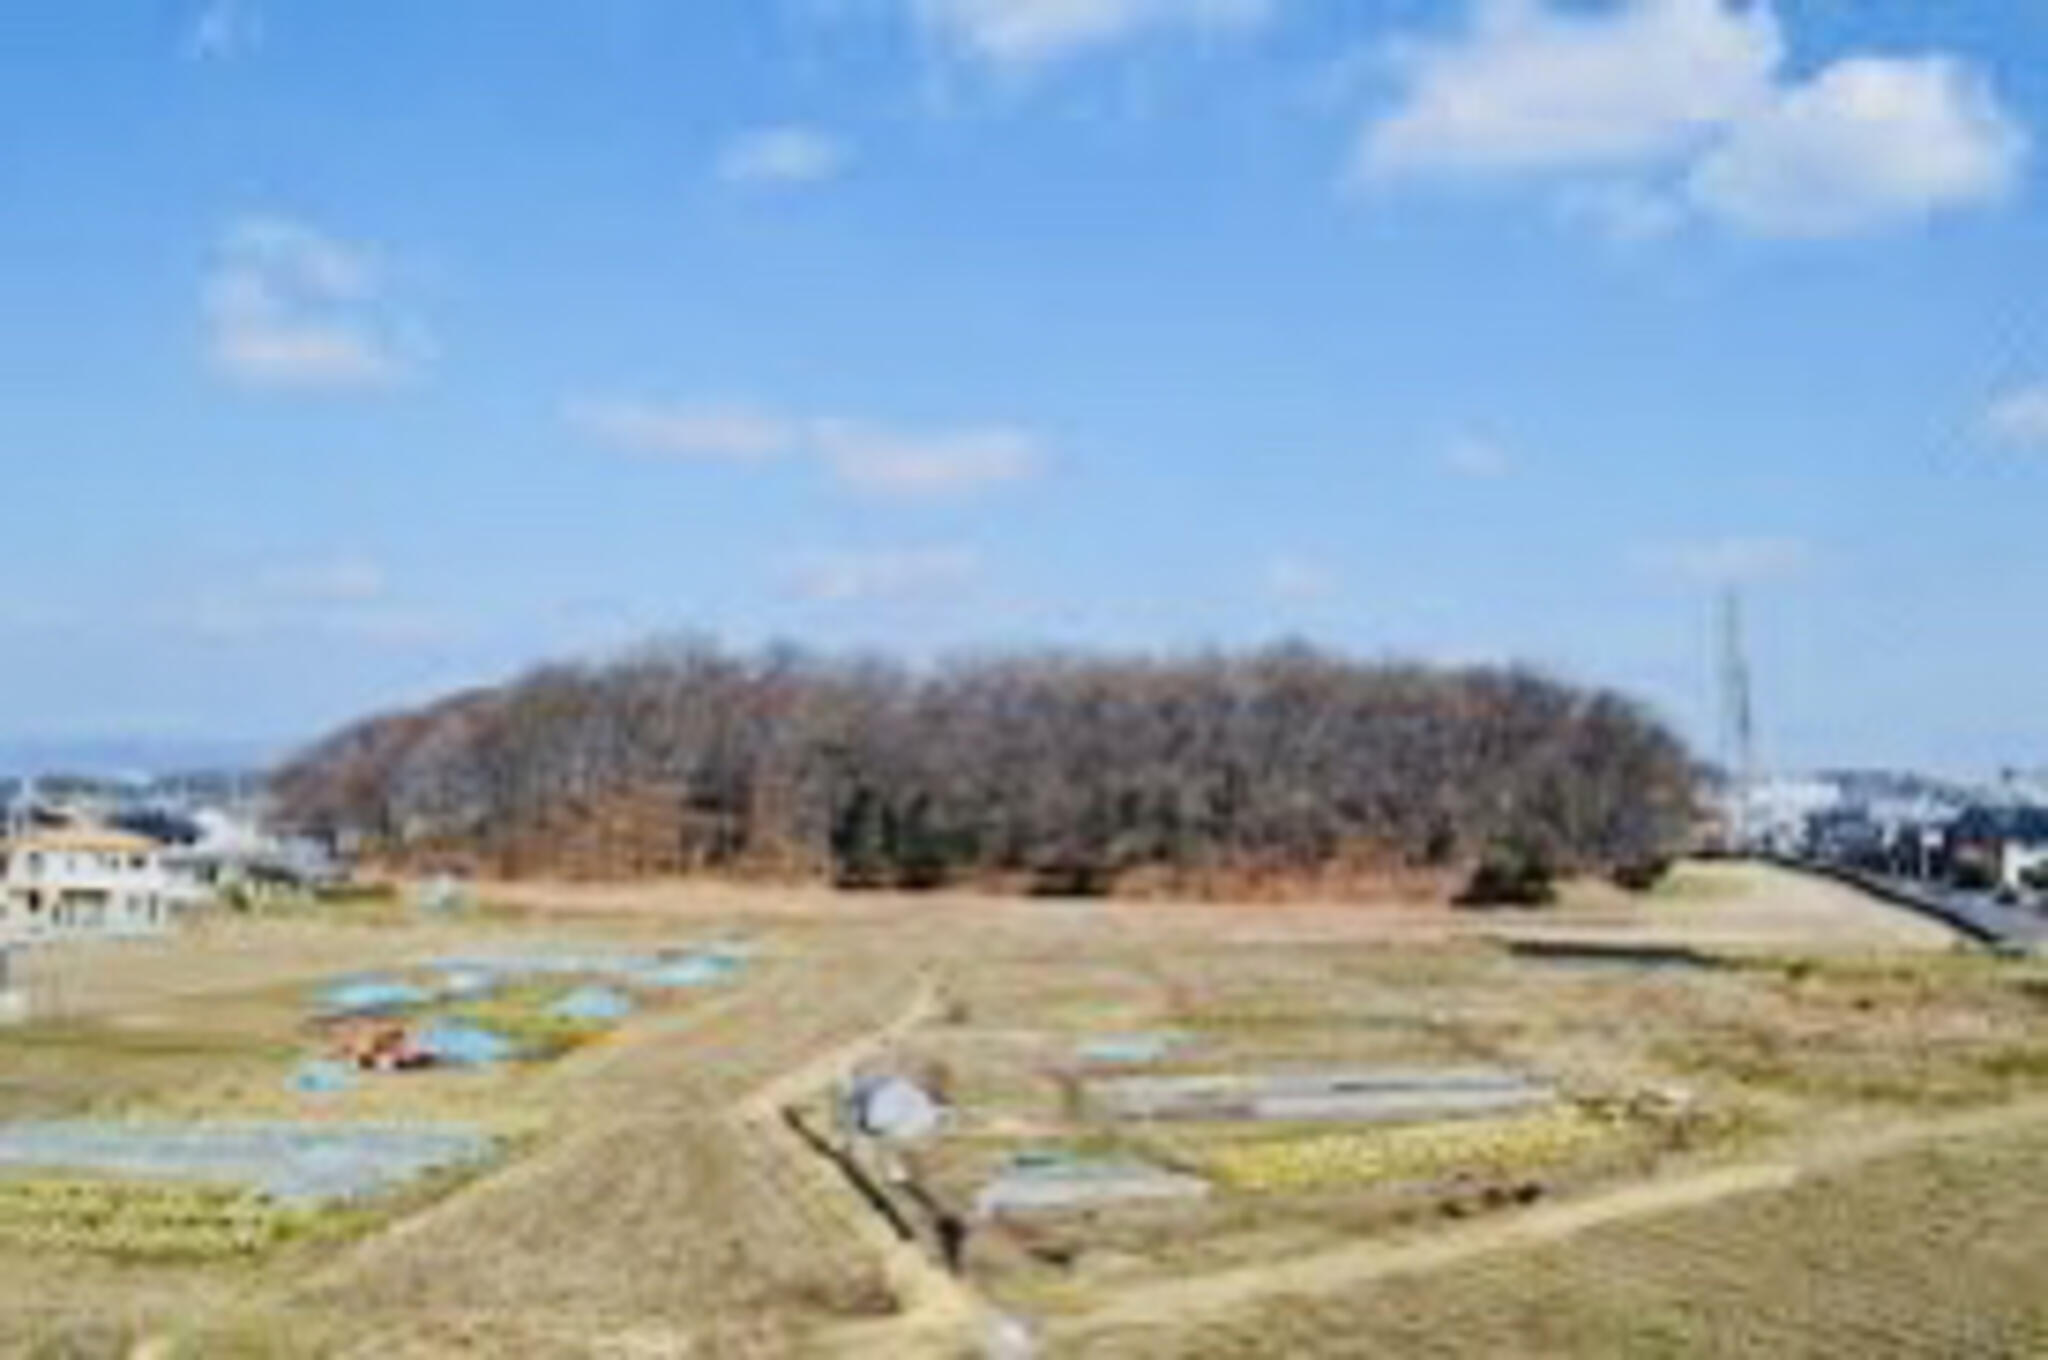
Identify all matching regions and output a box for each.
[1077,1033,1186,1065]
[631,953,742,988]
[319,978,431,1016]
[548,985,635,1022]
[424,946,750,990]
[416,1021,517,1066]
[425,951,644,981]
[0,1120,493,1203]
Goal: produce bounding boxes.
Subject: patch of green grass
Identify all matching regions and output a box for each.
[0,1178,322,1263]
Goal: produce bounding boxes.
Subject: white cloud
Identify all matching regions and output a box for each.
[566,399,799,461]
[782,547,982,602]
[1263,555,1337,601]
[1356,1,2027,240]
[1644,535,1811,585]
[1985,382,2048,450]
[906,0,1272,68]
[184,0,261,62]
[1442,434,1512,479]
[569,394,1049,496]
[208,326,407,389]
[1687,55,2028,238]
[1553,179,1688,243]
[170,559,452,647]
[255,558,389,604]
[717,126,852,185]
[811,418,1044,497]
[203,216,426,390]
[1358,0,1781,179]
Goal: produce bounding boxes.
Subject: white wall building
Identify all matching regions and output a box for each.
[2005,843,2048,893]
[1733,776,1843,854]
[0,828,194,941]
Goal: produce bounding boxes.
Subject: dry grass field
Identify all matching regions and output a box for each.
[0,862,2043,1359]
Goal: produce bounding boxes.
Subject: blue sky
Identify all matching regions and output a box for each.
[3,0,2046,776]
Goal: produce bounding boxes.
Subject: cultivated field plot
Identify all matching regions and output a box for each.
[862,935,1735,1307]
[1056,1107,2048,1358]
[0,863,2043,1358]
[806,866,2048,1347]
[0,907,925,1358]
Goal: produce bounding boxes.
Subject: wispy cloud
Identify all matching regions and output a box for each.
[780,546,982,603]
[168,557,452,647]
[254,558,389,604]
[1262,554,1338,601]
[565,398,799,461]
[203,216,429,390]
[1642,535,1812,586]
[900,0,1273,69]
[184,0,261,62]
[1553,179,1688,244]
[1441,434,1512,479]
[1985,382,2048,451]
[1355,0,2027,240]
[717,126,852,185]
[811,418,1044,497]
[569,388,1050,499]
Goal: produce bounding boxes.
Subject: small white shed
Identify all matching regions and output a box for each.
[846,1074,946,1141]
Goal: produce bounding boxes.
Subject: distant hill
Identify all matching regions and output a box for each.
[0,736,277,783]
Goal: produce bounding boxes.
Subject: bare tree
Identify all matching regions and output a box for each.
[272,640,1697,898]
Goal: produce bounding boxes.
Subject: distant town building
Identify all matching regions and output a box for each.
[162,807,343,899]
[1946,805,2048,894]
[0,827,196,940]
[1731,776,1843,855]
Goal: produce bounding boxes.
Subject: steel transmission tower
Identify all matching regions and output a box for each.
[1718,588,1756,850]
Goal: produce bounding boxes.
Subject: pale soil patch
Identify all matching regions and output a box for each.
[1497,860,1961,955]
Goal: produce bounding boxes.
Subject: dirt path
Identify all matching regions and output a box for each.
[1059,1164,1798,1342]
[1058,1095,2048,1345]
[732,975,995,1360]
[734,972,940,1118]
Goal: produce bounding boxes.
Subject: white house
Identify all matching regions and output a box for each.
[164,807,342,898]
[0,828,192,941]
[1729,776,1842,855]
